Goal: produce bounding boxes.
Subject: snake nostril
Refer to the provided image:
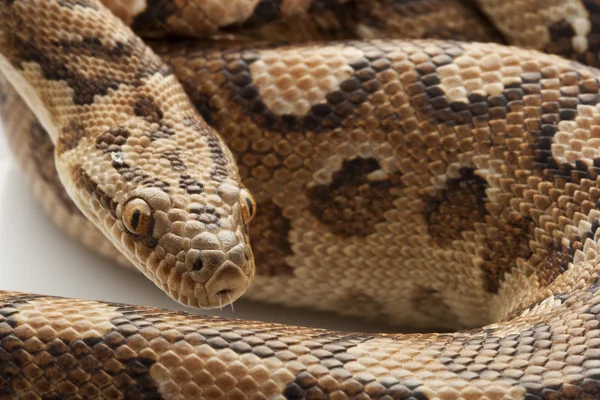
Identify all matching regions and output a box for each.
[193,256,204,271]
[187,250,226,272]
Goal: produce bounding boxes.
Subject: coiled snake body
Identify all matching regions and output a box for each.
[2,0,600,398]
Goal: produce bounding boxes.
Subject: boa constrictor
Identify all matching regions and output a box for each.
[3,0,600,398]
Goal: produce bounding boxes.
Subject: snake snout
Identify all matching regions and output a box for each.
[181,229,255,308]
[204,263,250,308]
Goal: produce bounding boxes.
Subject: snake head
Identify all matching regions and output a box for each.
[66,116,256,309]
[0,0,255,308]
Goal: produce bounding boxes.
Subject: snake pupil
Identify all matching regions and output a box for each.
[245,198,254,217]
[131,209,141,230]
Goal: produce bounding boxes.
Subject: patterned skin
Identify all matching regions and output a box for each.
[4,0,600,398]
[105,0,501,43]
[155,40,600,330]
[0,0,256,309]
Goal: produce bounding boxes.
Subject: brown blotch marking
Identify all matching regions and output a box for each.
[299,50,390,132]
[307,157,402,237]
[158,45,260,130]
[533,61,598,178]
[545,18,576,57]
[221,0,283,31]
[188,203,220,226]
[104,308,166,398]
[71,166,118,219]
[96,126,130,156]
[211,45,387,133]
[12,36,122,105]
[403,44,466,126]
[0,297,164,398]
[349,0,503,42]
[134,96,164,123]
[79,301,382,400]
[117,166,170,192]
[55,36,134,62]
[283,334,363,398]
[178,78,218,125]
[425,168,488,247]
[535,215,597,286]
[480,216,533,294]
[283,334,432,399]
[537,245,574,287]
[493,68,600,291]
[9,25,166,105]
[161,150,185,171]
[92,304,415,399]
[130,0,177,37]
[540,156,600,186]
[179,173,204,195]
[251,200,293,277]
[29,121,80,214]
[4,288,600,400]
[206,136,229,182]
[347,0,387,30]
[56,120,86,154]
[405,43,554,131]
[577,2,600,65]
[406,59,599,294]
[147,124,176,142]
[161,42,391,134]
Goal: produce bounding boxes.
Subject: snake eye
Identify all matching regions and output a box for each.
[122,198,154,235]
[240,188,256,224]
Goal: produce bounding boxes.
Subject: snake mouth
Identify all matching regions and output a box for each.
[202,262,250,308]
[174,230,254,308]
[215,289,231,298]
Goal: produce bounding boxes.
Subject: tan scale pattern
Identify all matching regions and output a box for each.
[157,39,600,332]
[8,0,600,398]
[0,0,255,309]
[476,0,589,54]
[475,0,600,66]
[100,0,501,43]
[248,45,365,117]
[2,264,600,399]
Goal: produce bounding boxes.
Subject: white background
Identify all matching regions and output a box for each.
[0,133,386,332]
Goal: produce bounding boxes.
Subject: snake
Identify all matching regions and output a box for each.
[5,0,600,398]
